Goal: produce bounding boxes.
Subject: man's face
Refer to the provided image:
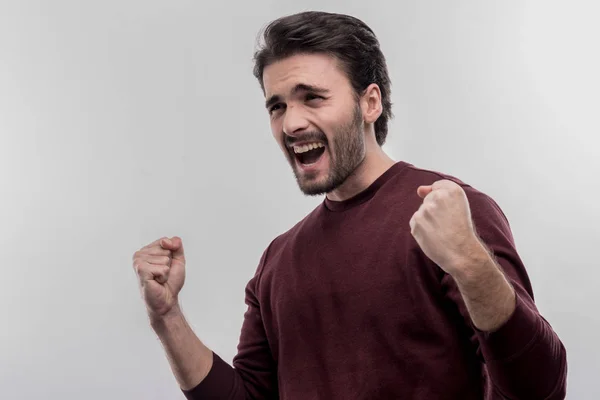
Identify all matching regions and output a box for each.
[263,53,366,196]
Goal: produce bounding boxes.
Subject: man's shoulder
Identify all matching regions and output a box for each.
[402,162,470,188]
[403,163,492,199]
[401,162,508,220]
[259,202,324,262]
[274,202,322,243]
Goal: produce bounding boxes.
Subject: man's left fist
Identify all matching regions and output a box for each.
[409,179,480,276]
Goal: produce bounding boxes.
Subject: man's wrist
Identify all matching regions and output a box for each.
[149,303,184,331]
[448,237,516,332]
[449,236,491,284]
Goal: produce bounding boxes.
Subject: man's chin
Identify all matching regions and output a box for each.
[295,172,335,196]
[289,155,338,195]
[298,184,329,196]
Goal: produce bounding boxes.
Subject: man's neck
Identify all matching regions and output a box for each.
[326,146,396,202]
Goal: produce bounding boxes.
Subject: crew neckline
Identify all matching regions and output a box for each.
[324,161,409,212]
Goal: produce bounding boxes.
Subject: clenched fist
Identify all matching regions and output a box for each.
[410,180,480,277]
[132,236,186,318]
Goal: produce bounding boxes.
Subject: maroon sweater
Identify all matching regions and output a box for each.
[183,161,567,399]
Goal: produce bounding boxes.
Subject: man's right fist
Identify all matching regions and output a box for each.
[132,236,186,318]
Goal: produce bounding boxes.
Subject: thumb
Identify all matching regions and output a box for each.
[161,236,185,262]
[417,185,433,199]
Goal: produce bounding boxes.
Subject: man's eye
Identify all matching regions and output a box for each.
[269,104,283,114]
[306,94,322,101]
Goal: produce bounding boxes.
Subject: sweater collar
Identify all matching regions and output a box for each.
[324,161,409,212]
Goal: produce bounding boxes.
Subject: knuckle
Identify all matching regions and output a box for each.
[133,261,148,273]
[410,214,418,226]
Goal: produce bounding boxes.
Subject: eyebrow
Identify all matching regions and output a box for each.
[265,83,330,110]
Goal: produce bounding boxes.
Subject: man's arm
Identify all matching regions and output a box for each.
[150,305,214,390]
[450,239,516,333]
[442,190,568,399]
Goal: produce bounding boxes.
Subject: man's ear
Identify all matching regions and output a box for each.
[360,83,383,125]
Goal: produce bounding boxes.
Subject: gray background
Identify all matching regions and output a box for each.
[1,1,598,399]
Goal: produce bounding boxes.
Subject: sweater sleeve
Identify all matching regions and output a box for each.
[182,247,278,400]
[441,188,567,399]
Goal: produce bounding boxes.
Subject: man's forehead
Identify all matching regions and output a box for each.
[263,54,343,97]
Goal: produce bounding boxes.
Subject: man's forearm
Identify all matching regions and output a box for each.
[451,239,516,332]
[150,304,214,390]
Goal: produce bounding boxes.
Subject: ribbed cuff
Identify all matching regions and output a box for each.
[182,352,233,400]
[476,293,541,362]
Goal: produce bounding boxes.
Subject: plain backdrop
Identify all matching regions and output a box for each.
[1,1,598,399]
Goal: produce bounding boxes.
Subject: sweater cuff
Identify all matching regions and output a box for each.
[476,292,541,362]
[181,352,233,399]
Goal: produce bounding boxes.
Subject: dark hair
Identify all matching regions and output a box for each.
[253,11,393,146]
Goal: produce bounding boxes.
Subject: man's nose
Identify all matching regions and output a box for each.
[282,106,310,137]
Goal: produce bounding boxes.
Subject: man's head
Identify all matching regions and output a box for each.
[253,12,393,196]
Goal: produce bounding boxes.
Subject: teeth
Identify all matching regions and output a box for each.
[294,142,324,154]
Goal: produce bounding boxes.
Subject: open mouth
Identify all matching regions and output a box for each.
[293,143,326,165]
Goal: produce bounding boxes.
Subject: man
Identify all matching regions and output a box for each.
[132,11,567,399]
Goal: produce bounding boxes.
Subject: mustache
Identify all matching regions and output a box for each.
[284,131,328,147]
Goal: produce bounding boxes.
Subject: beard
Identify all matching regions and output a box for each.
[284,104,366,196]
